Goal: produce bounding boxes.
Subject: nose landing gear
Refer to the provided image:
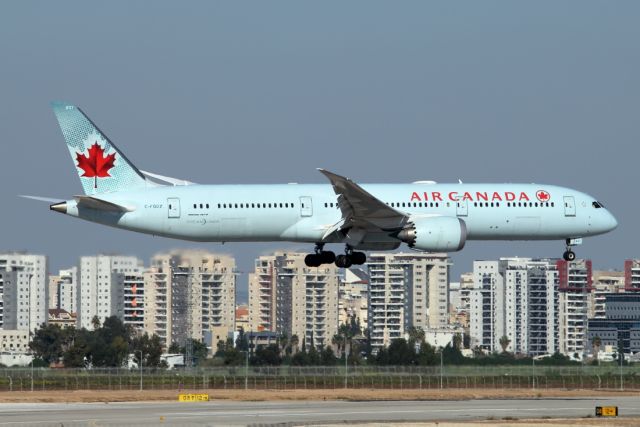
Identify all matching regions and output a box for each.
[562,238,581,261]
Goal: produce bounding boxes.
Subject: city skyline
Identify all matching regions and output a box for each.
[2,248,634,304]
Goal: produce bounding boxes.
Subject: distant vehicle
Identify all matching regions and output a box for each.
[27,102,617,267]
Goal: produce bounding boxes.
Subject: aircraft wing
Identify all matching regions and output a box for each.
[318,169,408,233]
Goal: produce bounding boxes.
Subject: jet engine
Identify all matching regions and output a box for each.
[397,216,467,252]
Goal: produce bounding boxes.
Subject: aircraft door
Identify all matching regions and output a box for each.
[300,196,313,217]
[456,200,468,217]
[563,196,576,217]
[167,198,180,218]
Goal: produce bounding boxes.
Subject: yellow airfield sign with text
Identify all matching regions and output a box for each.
[178,394,209,402]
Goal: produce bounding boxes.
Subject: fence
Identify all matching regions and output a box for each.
[0,365,637,392]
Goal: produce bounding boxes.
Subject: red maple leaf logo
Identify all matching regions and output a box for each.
[536,190,550,202]
[76,142,116,189]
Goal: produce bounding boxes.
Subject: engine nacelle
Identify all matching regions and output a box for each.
[397,216,467,252]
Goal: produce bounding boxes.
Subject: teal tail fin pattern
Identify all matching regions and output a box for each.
[51,102,148,195]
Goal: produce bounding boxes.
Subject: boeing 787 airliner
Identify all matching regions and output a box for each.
[27,102,618,268]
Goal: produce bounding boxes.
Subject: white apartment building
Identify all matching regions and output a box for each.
[367,253,450,352]
[558,259,592,358]
[78,255,144,329]
[0,253,48,333]
[248,252,339,349]
[123,269,145,332]
[470,258,559,356]
[144,251,236,349]
[49,267,77,313]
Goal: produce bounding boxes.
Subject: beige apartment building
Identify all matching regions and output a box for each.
[248,252,339,349]
[367,252,450,352]
[590,270,625,319]
[144,250,236,349]
[338,268,369,330]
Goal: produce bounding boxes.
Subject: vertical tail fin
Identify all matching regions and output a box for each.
[51,102,149,195]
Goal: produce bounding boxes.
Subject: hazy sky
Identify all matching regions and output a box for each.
[1,2,638,302]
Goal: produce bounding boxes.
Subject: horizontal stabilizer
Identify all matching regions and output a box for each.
[74,195,134,212]
[19,195,64,203]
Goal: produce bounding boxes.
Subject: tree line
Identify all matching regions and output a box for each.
[26,315,581,368]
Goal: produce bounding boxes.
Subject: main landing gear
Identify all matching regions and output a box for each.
[304,244,366,268]
[562,238,580,261]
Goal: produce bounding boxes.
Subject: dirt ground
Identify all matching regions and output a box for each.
[0,387,636,403]
[316,421,640,427]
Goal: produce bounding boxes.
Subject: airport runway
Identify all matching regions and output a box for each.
[0,396,637,426]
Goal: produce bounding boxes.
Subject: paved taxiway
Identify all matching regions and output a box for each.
[0,397,637,426]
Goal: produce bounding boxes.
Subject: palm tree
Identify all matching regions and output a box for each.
[278,332,289,357]
[592,336,602,365]
[499,335,511,353]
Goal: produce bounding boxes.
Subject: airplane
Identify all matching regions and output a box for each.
[26,102,618,268]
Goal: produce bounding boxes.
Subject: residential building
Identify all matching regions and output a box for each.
[78,255,144,329]
[235,304,249,332]
[449,272,473,329]
[590,271,624,319]
[367,253,450,352]
[48,308,77,328]
[339,268,369,330]
[49,267,77,313]
[470,258,559,356]
[557,259,592,358]
[0,253,48,333]
[587,293,640,356]
[144,250,236,349]
[123,269,145,332]
[0,329,29,353]
[624,260,640,292]
[248,252,339,349]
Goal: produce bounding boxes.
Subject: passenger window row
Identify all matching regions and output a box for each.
[193,203,296,209]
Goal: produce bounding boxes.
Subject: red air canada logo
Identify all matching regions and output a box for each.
[76,142,116,188]
[536,190,551,202]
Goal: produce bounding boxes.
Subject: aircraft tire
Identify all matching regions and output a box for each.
[351,251,366,265]
[320,251,336,264]
[563,250,576,261]
[335,255,353,268]
[305,254,322,267]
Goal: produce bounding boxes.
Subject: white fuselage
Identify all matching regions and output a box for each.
[59,182,617,249]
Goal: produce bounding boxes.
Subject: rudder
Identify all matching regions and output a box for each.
[51,102,149,195]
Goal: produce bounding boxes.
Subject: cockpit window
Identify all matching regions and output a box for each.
[592,201,604,209]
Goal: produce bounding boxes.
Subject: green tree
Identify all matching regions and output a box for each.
[131,333,164,368]
[30,324,73,364]
[251,344,282,366]
[320,346,337,365]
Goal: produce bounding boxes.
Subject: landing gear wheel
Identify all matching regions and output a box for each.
[320,251,336,264]
[304,254,322,267]
[335,254,353,268]
[563,250,576,261]
[351,251,366,265]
